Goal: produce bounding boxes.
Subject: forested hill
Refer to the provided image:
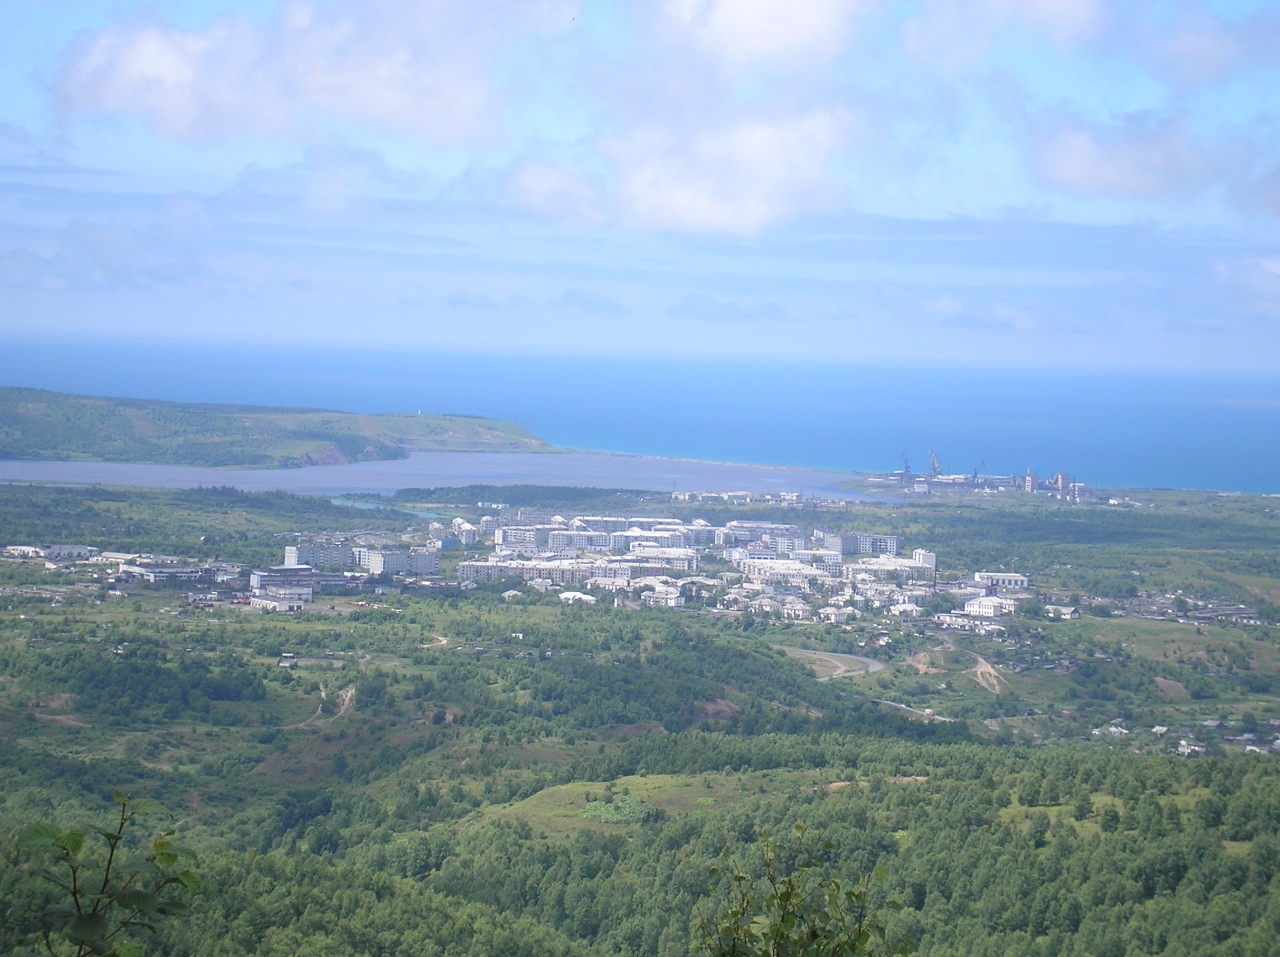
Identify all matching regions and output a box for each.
[0,388,548,468]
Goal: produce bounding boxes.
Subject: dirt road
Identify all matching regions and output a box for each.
[779,646,887,681]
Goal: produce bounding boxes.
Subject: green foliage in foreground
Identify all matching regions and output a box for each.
[15,793,200,957]
[0,387,546,468]
[698,825,912,957]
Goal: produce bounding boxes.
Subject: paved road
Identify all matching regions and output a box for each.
[870,698,958,722]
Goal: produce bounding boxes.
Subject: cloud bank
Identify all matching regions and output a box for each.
[47,0,1280,235]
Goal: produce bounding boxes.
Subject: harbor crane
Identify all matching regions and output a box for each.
[929,448,943,477]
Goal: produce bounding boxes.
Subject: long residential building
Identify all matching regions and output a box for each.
[493,525,560,554]
[573,516,672,533]
[610,528,689,550]
[285,544,355,568]
[547,530,611,551]
[836,533,899,556]
[739,559,833,591]
[625,545,698,571]
[842,554,934,583]
[458,559,596,585]
[722,520,800,544]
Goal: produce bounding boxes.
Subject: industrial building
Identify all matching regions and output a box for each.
[974,571,1029,589]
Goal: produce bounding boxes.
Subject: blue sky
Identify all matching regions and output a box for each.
[2,0,1280,370]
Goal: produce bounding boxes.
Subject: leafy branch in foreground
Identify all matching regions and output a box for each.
[697,824,913,957]
[15,792,201,957]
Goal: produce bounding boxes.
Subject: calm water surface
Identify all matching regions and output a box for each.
[2,342,1279,492]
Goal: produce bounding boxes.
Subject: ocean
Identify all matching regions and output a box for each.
[1,340,1278,493]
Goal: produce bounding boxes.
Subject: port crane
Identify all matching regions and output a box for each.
[929,449,943,477]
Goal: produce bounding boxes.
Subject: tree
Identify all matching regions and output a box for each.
[1028,812,1050,848]
[1072,792,1093,822]
[15,792,200,957]
[1099,806,1121,833]
[696,824,913,957]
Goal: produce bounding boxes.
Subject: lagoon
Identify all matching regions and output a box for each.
[0,451,859,499]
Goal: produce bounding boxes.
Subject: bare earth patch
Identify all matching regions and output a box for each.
[696,698,742,720]
[969,658,1006,694]
[1155,677,1190,700]
[906,653,942,674]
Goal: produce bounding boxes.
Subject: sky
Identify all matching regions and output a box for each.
[1,0,1280,370]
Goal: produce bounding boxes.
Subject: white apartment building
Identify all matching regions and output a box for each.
[626,545,698,571]
[765,535,806,556]
[725,520,800,542]
[285,544,355,568]
[368,551,406,575]
[789,549,843,570]
[548,530,611,552]
[610,528,688,550]
[494,525,559,555]
[965,596,1021,617]
[843,555,934,583]
[912,549,937,570]
[739,559,832,592]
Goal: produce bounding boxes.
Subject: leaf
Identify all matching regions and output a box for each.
[34,868,73,891]
[128,799,162,817]
[60,829,86,855]
[112,790,130,806]
[115,888,160,913]
[67,912,109,944]
[155,900,188,917]
[16,823,63,850]
[176,870,202,891]
[113,942,146,957]
[163,842,198,860]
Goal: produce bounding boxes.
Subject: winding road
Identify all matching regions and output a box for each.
[779,646,957,722]
[778,646,887,681]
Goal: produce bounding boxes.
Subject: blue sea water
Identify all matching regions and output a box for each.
[1,340,1278,493]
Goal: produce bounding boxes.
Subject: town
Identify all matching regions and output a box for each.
[4,511,1017,625]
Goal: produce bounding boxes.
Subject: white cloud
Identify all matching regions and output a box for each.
[666,292,788,323]
[1034,121,1210,199]
[501,160,602,223]
[603,112,846,234]
[660,0,868,66]
[905,0,1105,71]
[1153,13,1240,86]
[57,0,576,142]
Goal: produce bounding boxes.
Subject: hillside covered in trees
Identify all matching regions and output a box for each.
[0,388,548,468]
